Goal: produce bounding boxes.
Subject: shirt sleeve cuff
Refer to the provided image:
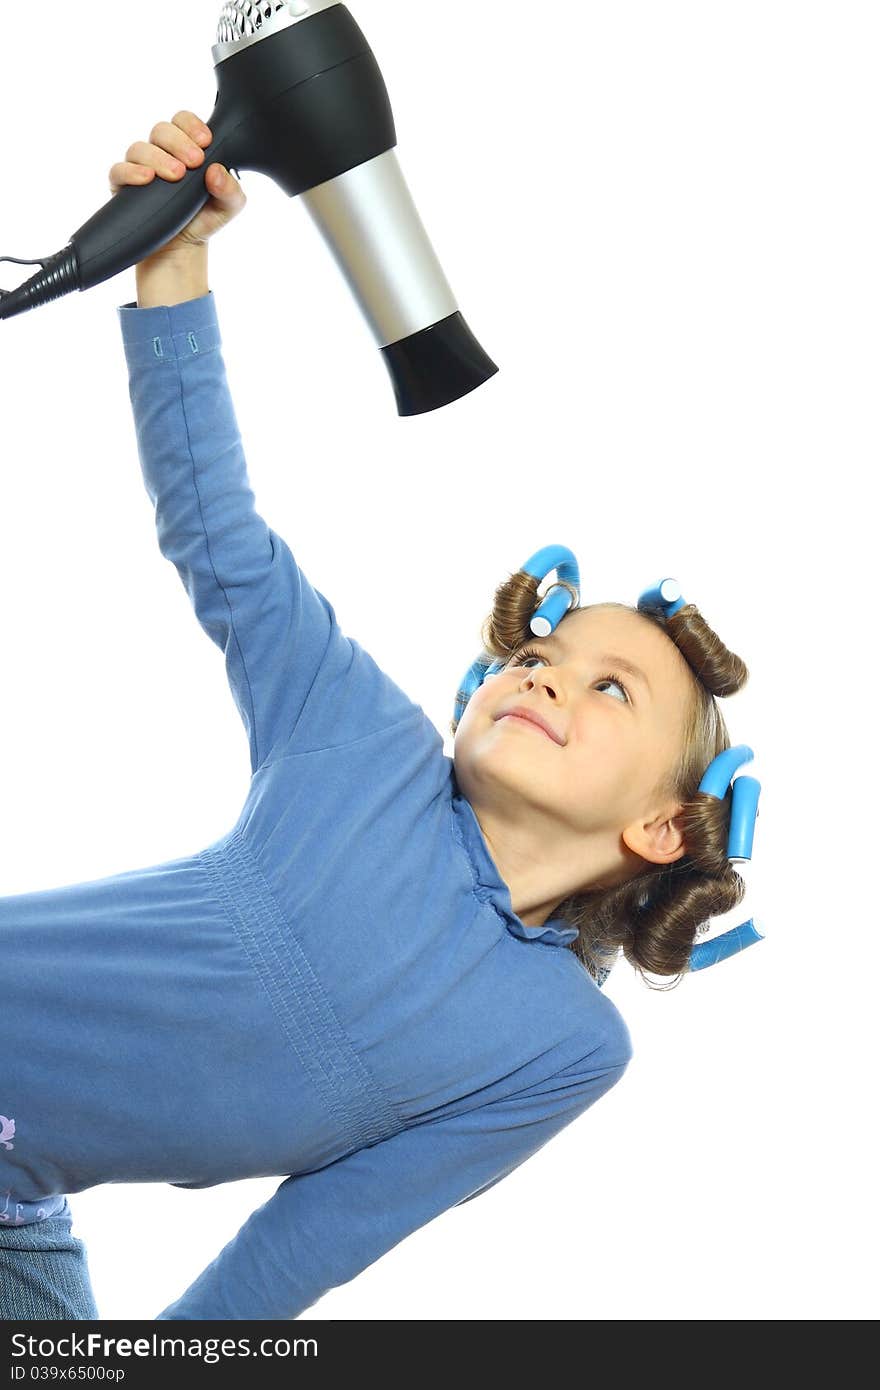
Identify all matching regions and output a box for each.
[117,289,221,370]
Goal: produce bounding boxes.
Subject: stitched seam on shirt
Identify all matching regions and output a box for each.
[134,345,221,366]
[231,832,405,1145]
[199,844,356,1140]
[256,709,426,771]
[172,355,262,768]
[199,833,404,1150]
[234,831,404,1138]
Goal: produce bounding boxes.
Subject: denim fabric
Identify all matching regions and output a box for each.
[0,1200,98,1320]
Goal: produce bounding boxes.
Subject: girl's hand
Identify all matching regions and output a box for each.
[109,110,247,261]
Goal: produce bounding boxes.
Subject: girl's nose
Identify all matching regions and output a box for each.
[522,671,559,700]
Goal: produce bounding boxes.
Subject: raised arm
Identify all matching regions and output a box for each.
[154,1035,631,1320]
[111,116,424,775]
[117,288,424,774]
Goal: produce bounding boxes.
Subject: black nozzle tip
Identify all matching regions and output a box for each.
[381,311,498,417]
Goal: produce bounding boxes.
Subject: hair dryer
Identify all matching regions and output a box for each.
[0,0,498,415]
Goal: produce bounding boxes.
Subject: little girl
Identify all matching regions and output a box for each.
[0,113,755,1321]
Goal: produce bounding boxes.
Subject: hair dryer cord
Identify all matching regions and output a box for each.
[0,249,81,318]
[0,254,53,298]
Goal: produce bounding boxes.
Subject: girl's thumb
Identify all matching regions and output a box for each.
[208,164,231,194]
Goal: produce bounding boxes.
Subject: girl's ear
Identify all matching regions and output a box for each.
[621,807,687,865]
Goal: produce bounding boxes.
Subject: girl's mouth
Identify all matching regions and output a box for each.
[497,711,562,744]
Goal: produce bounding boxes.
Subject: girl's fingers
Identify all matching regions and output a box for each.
[109,160,157,191]
[109,161,235,200]
[124,137,198,178]
[206,164,232,193]
[147,120,209,168]
[169,110,213,148]
[110,114,214,193]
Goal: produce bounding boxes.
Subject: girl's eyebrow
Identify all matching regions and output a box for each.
[539,633,653,697]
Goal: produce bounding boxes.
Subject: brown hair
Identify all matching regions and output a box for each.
[450,567,750,991]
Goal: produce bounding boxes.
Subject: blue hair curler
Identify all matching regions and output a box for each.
[453,545,580,724]
[689,746,764,969]
[726,775,761,861]
[637,577,686,621]
[521,544,581,636]
[687,917,763,970]
[453,551,765,976]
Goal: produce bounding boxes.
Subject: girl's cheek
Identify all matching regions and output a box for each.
[479,672,512,706]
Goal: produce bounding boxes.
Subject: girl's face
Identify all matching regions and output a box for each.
[453,605,696,856]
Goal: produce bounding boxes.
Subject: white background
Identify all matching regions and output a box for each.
[0,0,876,1321]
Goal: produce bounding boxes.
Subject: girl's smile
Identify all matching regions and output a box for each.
[495,709,565,744]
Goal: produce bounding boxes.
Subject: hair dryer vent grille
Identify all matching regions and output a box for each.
[217,1,290,45]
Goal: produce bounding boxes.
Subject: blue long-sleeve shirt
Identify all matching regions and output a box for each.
[0,291,632,1320]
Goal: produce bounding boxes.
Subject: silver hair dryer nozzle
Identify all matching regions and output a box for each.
[300,147,497,415]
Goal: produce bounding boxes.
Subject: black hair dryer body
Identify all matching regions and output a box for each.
[0,0,498,415]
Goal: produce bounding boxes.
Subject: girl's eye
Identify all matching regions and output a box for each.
[508,646,546,670]
[508,646,630,704]
[594,675,629,704]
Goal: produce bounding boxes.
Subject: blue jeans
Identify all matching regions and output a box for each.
[0,1198,99,1319]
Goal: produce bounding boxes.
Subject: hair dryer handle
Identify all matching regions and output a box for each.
[69,111,244,291]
